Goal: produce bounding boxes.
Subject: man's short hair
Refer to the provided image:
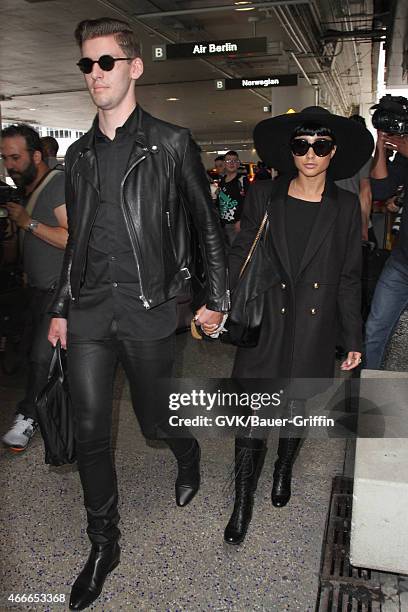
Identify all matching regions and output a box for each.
[41,136,59,157]
[74,17,141,59]
[1,124,43,157]
[215,155,225,162]
[225,150,239,158]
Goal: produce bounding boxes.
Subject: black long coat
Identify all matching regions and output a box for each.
[229,176,362,380]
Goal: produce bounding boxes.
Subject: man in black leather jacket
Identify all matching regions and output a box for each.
[48,17,228,611]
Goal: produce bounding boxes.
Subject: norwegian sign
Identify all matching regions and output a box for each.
[152,37,267,61]
[216,74,298,90]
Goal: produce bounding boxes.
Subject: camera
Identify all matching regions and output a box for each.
[371,94,408,134]
[0,185,24,207]
[0,185,23,249]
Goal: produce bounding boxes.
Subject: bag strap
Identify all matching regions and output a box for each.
[20,169,61,252]
[26,169,60,218]
[48,340,65,383]
[239,211,268,279]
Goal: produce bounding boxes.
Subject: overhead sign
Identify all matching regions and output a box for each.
[152,37,267,61]
[216,74,298,90]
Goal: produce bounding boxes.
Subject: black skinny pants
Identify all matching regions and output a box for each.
[67,330,191,545]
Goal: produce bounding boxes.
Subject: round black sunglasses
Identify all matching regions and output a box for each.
[77,55,136,74]
[290,138,335,157]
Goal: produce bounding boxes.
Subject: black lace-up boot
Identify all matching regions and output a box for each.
[224,437,266,545]
[271,436,302,507]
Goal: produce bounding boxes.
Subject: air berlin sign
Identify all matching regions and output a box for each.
[152,37,267,61]
[216,74,298,90]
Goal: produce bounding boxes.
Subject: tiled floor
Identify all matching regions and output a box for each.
[0,334,349,611]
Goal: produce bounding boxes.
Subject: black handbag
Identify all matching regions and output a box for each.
[221,212,269,348]
[35,341,76,466]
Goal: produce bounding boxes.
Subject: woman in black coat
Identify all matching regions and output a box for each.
[202,106,374,545]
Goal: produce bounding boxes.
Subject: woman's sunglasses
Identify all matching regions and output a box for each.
[77,55,136,74]
[290,138,335,157]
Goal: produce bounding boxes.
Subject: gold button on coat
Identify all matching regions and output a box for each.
[313,282,319,289]
[281,307,286,314]
[281,282,286,289]
[310,307,317,315]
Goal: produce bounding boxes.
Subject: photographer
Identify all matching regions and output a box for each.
[365,96,408,369]
[0,124,67,451]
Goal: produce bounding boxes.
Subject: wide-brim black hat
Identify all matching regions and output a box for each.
[253,106,374,180]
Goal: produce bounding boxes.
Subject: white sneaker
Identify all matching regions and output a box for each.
[2,413,38,451]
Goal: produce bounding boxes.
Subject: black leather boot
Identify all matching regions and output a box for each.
[224,438,266,545]
[172,439,201,507]
[271,437,302,507]
[69,542,120,610]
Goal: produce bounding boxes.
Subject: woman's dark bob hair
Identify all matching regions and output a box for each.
[291,121,336,143]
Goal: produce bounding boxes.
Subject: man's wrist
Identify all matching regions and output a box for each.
[25,218,39,233]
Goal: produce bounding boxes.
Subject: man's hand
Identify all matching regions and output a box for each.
[340,351,362,371]
[5,202,31,229]
[194,305,223,335]
[48,318,68,350]
[381,132,408,158]
[386,196,400,213]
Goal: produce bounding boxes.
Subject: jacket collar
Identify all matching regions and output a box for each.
[75,104,152,191]
[266,176,339,282]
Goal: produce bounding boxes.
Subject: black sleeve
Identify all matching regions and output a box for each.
[49,148,76,317]
[336,197,363,352]
[179,131,229,312]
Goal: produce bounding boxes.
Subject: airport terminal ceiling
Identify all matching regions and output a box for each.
[0,0,404,152]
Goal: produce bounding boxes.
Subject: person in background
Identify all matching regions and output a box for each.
[364,124,408,369]
[217,150,246,246]
[335,115,372,241]
[214,154,225,178]
[1,124,67,452]
[40,136,64,171]
[254,161,272,181]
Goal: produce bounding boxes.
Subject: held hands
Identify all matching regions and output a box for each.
[194,304,224,336]
[48,318,68,350]
[5,202,31,229]
[340,351,362,371]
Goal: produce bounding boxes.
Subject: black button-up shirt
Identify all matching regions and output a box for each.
[68,106,177,340]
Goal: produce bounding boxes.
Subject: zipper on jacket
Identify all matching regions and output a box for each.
[120,152,150,308]
[166,211,178,261]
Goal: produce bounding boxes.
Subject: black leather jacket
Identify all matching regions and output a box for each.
[50,105,229,317]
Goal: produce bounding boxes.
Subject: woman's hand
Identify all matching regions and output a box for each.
[194,305,224,336]
[340,351,362,371]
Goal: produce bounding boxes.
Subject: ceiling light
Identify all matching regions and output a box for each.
[29,108,36,111]
[166,97,179,101]
[235,4,255,11]
[234,120,243,123]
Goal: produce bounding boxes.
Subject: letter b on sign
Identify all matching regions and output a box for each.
[215,79,225,90]
[153,45,166,61]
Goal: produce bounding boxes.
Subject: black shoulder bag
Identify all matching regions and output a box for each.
[221,211,269,347]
